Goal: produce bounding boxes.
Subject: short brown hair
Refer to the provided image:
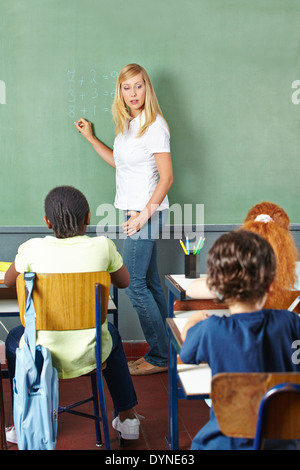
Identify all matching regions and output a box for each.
[206,230,277,304]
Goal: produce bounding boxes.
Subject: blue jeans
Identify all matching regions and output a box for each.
[5,322,137,413]
[122,210,169,367]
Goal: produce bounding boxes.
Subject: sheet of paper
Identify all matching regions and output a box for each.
[178,363,212,395]
[169,274,206,292]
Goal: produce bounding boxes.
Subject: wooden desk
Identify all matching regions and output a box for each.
[0,282,18,377]
[165,274,228,450]
[166,317,211,450]
[0,282,19,317]
[167,317,212,395]
[165,274,228,317]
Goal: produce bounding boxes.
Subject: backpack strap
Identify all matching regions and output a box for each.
[23,272,37,362]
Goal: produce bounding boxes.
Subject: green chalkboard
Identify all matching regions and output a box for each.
[1,0,300,225]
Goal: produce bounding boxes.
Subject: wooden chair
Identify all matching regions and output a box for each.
[211,372,300,450]
[287,291,300,313]
[16,271,111,449]
[110,285,119,328]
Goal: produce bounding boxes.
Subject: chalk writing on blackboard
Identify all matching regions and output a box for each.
[291,80,300,104]
[0,80,6,104]
[67,69,117,119]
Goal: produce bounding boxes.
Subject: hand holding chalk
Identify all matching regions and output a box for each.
[74,118,94,143]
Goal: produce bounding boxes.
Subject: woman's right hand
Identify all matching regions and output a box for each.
[74,117,116,168]
[74,118,94,143]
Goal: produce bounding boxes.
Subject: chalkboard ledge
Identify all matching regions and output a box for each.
[0,224,299,236]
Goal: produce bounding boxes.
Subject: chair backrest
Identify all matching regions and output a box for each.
[287,291,300,313]
[211,372,300,441]
[254,382,300,449]
[16,272,111,330]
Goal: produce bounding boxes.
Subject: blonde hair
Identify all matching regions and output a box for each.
[242,202,299,309]
[112,63,165,137]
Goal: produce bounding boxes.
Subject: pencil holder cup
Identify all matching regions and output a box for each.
[185,254,200,279]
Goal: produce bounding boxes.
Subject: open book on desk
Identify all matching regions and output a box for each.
[169,317,212,396]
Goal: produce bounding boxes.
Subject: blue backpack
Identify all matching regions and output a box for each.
[13,272,59,450]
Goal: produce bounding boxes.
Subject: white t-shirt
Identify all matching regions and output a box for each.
[15,235,123,379]
[113,112,170,211]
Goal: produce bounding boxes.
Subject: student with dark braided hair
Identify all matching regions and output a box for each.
[44,185,91,239]
[4,186,140,444]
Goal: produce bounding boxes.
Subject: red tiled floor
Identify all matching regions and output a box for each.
[1,345,210,451]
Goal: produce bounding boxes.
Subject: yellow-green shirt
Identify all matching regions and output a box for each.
[15,235,123,379]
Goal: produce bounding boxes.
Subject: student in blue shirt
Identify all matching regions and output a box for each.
[180,229,300,450]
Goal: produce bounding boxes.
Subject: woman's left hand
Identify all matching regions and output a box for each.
[122,211,148,236]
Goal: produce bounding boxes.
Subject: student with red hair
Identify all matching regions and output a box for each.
[242,202,299,309]
[187,202,299,310]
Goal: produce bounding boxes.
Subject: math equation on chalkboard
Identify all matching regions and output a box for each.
[67,69,118,120]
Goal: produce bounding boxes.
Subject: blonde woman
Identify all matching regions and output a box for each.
[75,64,173,375]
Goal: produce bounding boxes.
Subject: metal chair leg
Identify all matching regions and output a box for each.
[90,373,102,447]
[0,364,7,450]
[96,368,110,450]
